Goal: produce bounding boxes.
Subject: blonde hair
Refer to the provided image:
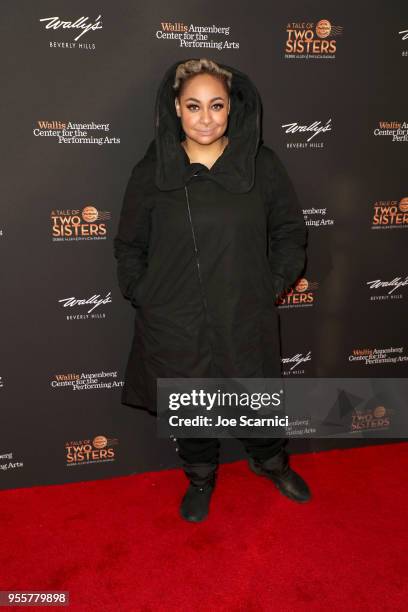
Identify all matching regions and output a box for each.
[172,58,232,97]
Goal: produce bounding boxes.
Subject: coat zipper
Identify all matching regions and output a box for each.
[184,184,209,312]
[184,184,216,373]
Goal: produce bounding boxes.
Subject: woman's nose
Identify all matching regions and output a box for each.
[200,109,211,124]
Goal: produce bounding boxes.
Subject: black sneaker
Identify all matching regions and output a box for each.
[180,480,215,522]
[248,452,311,503]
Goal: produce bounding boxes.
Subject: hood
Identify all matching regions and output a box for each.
[150,58,263,193]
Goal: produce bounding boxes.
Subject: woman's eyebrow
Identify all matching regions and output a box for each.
[184,96,225,102]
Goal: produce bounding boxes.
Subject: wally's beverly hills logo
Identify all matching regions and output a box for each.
[277,278,319,308]
[65,435,118,466]
[282,119,332,150]
[285,20,343,59]
[400,28,408,57]
[58,292,112,320]
[366,276,408,301]
[39,14,102,50]
[371,198,408,229]
[51,206,111,241]
[282,351,312,376]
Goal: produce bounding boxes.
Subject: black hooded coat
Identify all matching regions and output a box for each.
[113,60,307,415]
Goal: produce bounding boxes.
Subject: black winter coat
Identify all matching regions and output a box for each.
[113,60,307,415]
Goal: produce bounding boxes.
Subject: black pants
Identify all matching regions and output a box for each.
[175,436,287,464]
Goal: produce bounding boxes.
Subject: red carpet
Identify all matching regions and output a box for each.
[1,443,407,611]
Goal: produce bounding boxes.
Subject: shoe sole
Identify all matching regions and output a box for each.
[180,512,208,522]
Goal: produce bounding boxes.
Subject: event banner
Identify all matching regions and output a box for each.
[1,1,407,490]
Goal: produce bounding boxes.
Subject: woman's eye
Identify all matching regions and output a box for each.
[186,104,224,111]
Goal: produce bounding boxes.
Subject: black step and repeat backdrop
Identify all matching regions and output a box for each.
[1,1,407,490]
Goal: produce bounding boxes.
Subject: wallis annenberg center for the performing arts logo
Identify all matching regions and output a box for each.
[155,21,240,50]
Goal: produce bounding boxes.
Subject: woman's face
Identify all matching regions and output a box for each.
[175,73,230,145]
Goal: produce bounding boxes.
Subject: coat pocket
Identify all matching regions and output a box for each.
[264,263,284,301]
[271,275,285,299]
[130,270,149,308]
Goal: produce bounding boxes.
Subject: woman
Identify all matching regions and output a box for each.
[113,58,311,522]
